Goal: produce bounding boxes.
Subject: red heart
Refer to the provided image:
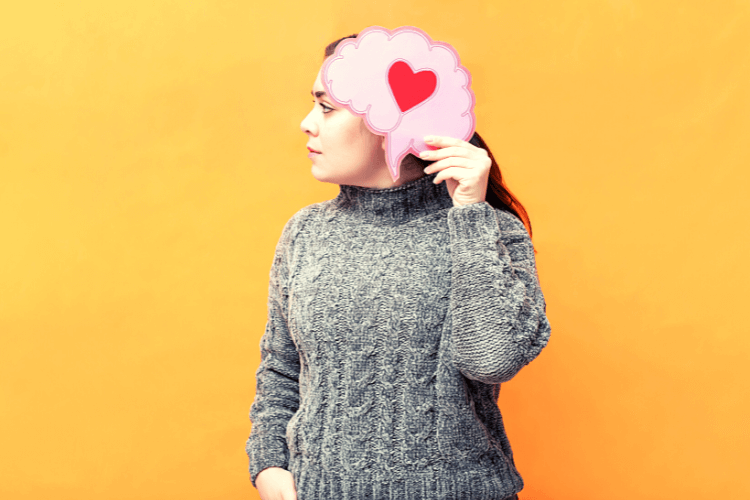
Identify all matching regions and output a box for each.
[387,61,437,113]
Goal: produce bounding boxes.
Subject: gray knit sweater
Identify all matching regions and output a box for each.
[246,171,551,499]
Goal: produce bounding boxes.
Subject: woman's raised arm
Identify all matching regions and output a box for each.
[447,202,552,384]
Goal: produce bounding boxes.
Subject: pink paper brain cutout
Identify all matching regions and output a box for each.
[322,26,476,182]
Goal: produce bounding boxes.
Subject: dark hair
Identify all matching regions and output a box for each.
[324,35,534,240]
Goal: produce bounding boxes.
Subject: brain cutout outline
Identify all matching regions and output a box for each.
[322,26,476,182]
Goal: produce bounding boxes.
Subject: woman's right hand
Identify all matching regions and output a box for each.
[255,466,298,500]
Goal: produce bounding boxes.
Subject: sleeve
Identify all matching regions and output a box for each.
[446,201,551,384]
[245,215,302,488]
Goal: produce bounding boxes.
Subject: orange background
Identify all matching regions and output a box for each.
[1,1,748,499]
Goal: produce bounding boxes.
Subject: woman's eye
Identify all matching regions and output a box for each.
[311,100,333,114]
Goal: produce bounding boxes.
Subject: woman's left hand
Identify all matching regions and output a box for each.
[419,135,491,207]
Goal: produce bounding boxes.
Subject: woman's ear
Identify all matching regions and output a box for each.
[381,135,386,151]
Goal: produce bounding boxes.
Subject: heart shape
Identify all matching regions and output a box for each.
[387,61,437,113]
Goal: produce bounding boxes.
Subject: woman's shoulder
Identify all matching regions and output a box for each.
[278,201,331,242]
[287,200,332,224]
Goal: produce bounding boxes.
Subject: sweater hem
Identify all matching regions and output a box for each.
[288,453,524,500]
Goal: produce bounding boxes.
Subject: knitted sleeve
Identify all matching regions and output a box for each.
[446,201,551,384]
[246,214,302,488]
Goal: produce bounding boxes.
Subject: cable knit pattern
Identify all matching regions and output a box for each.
[246,172,551,499]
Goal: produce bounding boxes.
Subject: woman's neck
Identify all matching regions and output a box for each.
[350,154,429,189]
[333,169,452,224]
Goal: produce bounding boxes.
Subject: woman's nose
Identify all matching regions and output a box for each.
[300,109,317,136]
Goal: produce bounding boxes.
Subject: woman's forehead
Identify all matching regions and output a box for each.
[312,67,324,89]
[312,58,332,92]
[311,74,329,99]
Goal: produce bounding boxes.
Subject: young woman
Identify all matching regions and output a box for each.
[246,34,551,500]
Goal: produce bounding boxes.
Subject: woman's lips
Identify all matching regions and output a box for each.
[307,146,321,158]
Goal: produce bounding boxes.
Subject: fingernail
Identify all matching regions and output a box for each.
[419,151,428,158]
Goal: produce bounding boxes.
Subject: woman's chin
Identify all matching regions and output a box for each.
[310,165,336,184]
[310,163,368,186]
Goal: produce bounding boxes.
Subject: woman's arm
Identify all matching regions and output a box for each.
[246,215,302,489]
[447,201,551,384]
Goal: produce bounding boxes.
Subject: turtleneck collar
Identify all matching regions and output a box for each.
[332,171,454,223]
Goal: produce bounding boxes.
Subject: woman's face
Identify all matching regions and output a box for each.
[300,60,388,186]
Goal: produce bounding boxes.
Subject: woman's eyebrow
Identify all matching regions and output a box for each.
[311,90,327,99]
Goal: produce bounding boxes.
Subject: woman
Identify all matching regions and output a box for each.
[246,33,551,500]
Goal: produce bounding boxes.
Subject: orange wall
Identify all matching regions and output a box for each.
[1,1,748,499]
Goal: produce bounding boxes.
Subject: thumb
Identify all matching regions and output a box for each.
[284,481,298,500]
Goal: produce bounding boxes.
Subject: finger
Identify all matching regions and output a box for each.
[424,135,474,150]
[425,157,473,173]
[432,166,466,185]
[419,146,476,162]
